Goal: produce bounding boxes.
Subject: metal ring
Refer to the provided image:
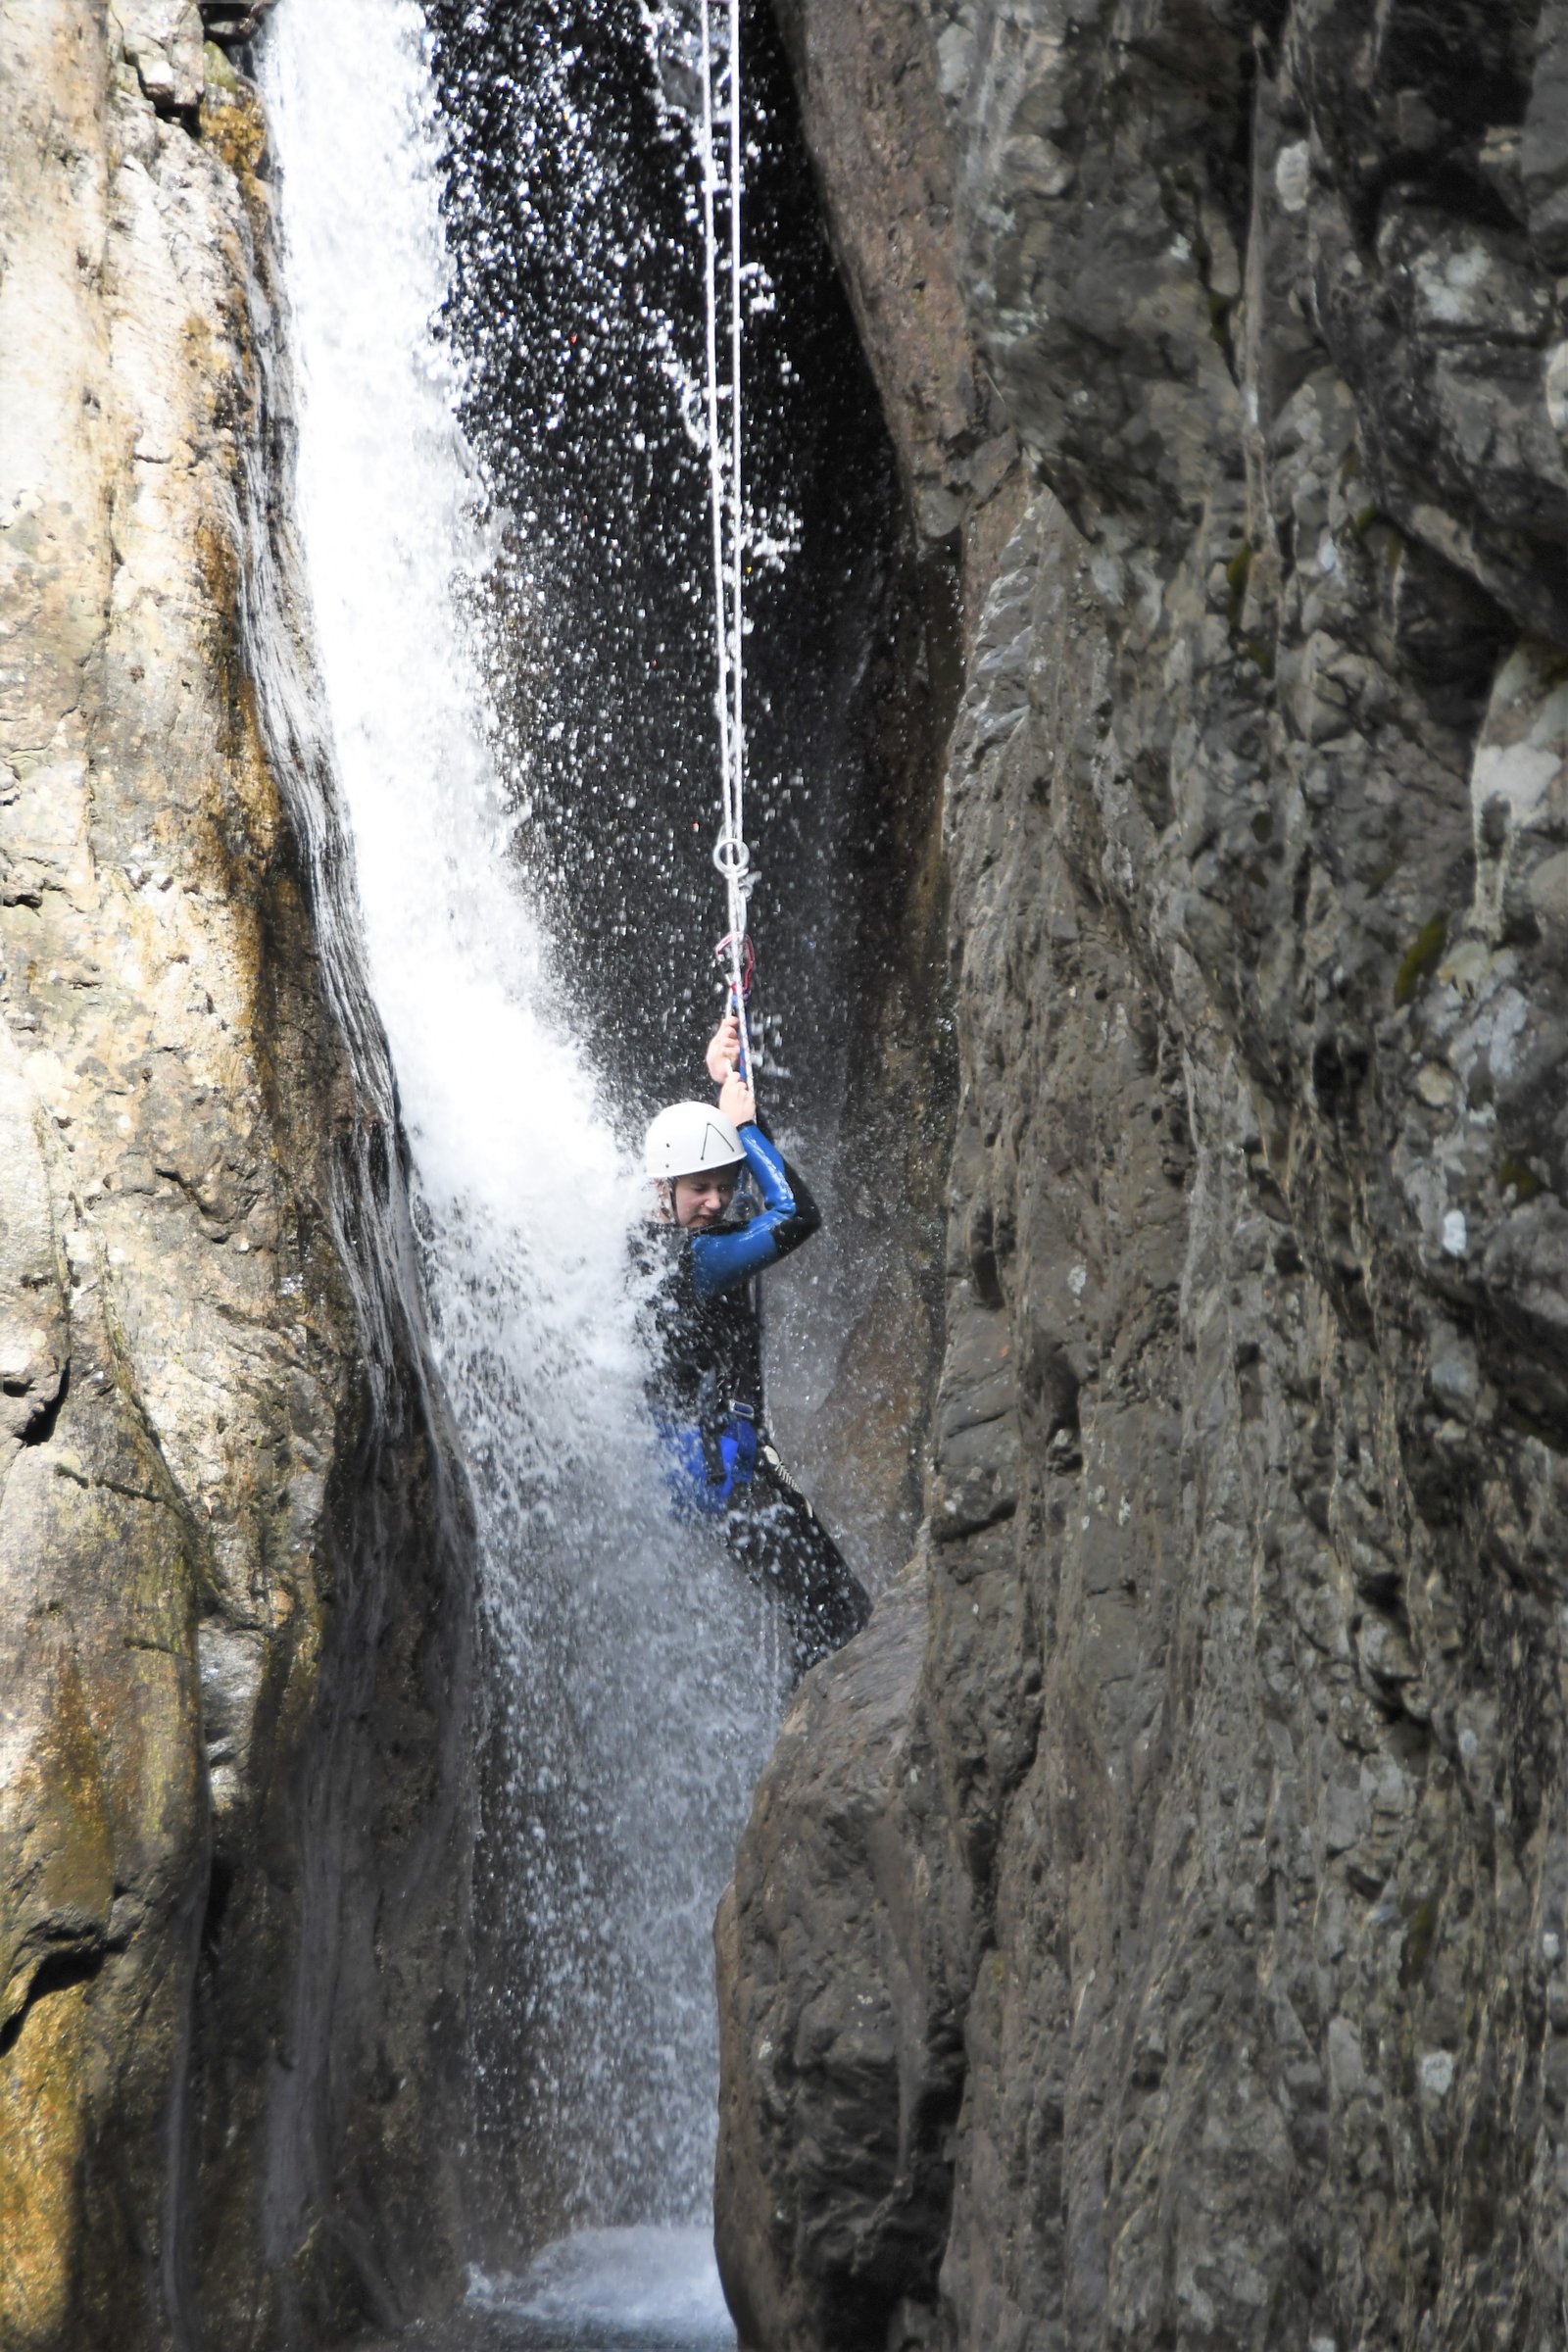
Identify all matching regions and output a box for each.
[712,832,750,879]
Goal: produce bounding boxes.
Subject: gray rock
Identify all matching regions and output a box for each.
[718,3,1568,2344]
[715,1568,964,2351]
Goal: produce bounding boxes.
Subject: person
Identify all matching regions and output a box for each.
[640,1014,870,1679]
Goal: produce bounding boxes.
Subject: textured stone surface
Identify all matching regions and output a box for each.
[715,1568,963,2350]
[719,2,1568,2344]
[0,9,470,2345]
[771,0,1023,596]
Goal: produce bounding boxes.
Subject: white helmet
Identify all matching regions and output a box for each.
[644,1101,746,1182]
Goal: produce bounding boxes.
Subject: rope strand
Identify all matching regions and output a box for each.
[727,0,744,858]
[697,0,731,810]
[698,0,752,1087]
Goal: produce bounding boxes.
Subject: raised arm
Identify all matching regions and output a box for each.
[689,1123,821,1299]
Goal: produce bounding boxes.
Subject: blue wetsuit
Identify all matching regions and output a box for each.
[641,1116,869,1677]
[645,1122,818,1512]
[689,1123,819,1298]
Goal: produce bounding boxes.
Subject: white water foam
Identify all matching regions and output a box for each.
[263,0,775,2246]
[472,2225,733,2346]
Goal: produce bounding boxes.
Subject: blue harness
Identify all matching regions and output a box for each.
[660,1404,759,1515]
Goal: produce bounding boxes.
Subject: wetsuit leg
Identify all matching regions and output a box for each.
[726,1445,870,1679]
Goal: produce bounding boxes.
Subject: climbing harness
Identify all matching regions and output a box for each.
[697,0,755,1083]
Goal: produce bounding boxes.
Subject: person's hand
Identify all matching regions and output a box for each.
[719,1069,755,1127]
[706,1013,742,1084]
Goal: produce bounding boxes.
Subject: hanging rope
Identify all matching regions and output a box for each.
[698,0,753,1085]
[726,0,744,867]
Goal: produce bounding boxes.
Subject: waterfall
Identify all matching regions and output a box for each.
[261,0,775,2309]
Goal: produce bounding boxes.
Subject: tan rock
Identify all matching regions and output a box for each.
[0,4,470,2341]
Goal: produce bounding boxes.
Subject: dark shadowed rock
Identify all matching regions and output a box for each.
[715,1568,965,2352]
[718,2,1568,2343]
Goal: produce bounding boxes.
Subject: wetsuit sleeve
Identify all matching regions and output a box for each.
[688,1122,821,1299]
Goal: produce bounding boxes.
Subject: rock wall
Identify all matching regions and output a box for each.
[718,4,1568,2345]
[0,8,471,2345]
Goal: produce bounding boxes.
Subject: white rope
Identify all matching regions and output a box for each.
[698,0,752,1087]
[727,0,744,861]
[697,0,731,826]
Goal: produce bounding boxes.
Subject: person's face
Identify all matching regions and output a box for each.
[672,1167,738,1229]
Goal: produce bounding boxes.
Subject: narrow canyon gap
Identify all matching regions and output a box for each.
[265,0,949,2289]
[8,5,1568,2352]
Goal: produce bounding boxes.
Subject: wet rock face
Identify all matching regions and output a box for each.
[1,9,469,2346]
[770,0,1022,584]
[719,3,1568,2344]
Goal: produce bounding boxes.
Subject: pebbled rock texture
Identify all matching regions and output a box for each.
[0,8,470,2346]
[719,3,1568,2345]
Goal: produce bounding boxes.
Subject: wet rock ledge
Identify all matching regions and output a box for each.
[1,7,471,2345]
[718,3,1568,2346]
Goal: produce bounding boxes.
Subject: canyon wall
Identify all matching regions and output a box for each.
[718,3,1568,2346]
[0,7,470,2344]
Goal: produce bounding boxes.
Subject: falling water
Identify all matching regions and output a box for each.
[261,0,776,2315]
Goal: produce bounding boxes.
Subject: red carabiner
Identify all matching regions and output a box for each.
[714,931,756,1001]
